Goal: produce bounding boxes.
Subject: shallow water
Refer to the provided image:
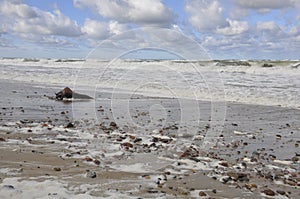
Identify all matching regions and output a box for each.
[0,58,299,109]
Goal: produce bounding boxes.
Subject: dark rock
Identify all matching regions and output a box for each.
[134,138,143,143]
[0,137,6,142]
[84,157,93,162]
[3,185,14,189]
[109,122,118,128]
[66,123,74,128]
[291,156,299,163]
[93,159,100,165]
[199,191,207,196]
[276,190,286,195]
[262,63,273,67]
[219,161,229,167]
[53,167,61,171]
[122,142,133,148]
[55,87,73,100]
[262,188,275,196]
[227,172,249,182]
[55,87,93,100]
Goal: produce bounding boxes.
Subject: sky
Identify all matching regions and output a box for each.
[0,0,300,60]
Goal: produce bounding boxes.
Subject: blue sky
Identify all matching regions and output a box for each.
[0,0,300,60]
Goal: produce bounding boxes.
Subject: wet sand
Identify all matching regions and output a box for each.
[0,79,299,198]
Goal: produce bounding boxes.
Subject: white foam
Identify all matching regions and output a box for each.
[0,177,141,199]
[0,59,299,108]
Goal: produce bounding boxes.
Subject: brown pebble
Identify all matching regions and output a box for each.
[291,156,299,163]
[122,142,133,148]
[262,188,275,196]
[93,159,100,165]
[129,135,136,140]
[199,191,207,196]
[245,183,257,190]
[53,167,61,171]
[110,122,117,127]
[0,137,6,142]
[219,161,229,167]
[276,190,286,195]
[143,175,151,179]
[285,180,296,186]
[84,157,93,162]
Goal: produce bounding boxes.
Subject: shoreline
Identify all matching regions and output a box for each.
[0,79,299,198]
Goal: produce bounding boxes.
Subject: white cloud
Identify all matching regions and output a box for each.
[234,0,295,10]
[185,0,228,31]
[81,19,129,40]
[256,21,283,35]
[216,20,249,35]
[109,21,129,35]
[0,0,37,18]
[74,0,174,26]
[82,19,110,39]
[0,1,82,37]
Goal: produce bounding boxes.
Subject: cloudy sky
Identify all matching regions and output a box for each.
[0,0,300,60]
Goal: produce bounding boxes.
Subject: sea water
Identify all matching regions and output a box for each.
[0,58,299,109]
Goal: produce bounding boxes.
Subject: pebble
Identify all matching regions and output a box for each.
[244,183,257,190]
[66,123,74,128]
[110,122,117,127]
[86,171,97,178]
[219,161,229,167]
[0,137,6,142]
[93,159,100,165]
[53,167,61,171]
[142,175,151,179]
[199,191,207,196]
[3,185,14,189]
[134,138,143,143]
[262,188,275,196]
[122,142,133,148]
[276,190,286,195]
[84,157,93,162]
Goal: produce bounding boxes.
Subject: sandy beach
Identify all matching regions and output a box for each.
[0,79,299,198]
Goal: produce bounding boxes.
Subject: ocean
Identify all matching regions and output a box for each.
[1,58,299,109]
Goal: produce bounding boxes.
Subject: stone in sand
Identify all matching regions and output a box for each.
[55,87,73,100]
[262,188,275,196]
[55,87,93,100]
